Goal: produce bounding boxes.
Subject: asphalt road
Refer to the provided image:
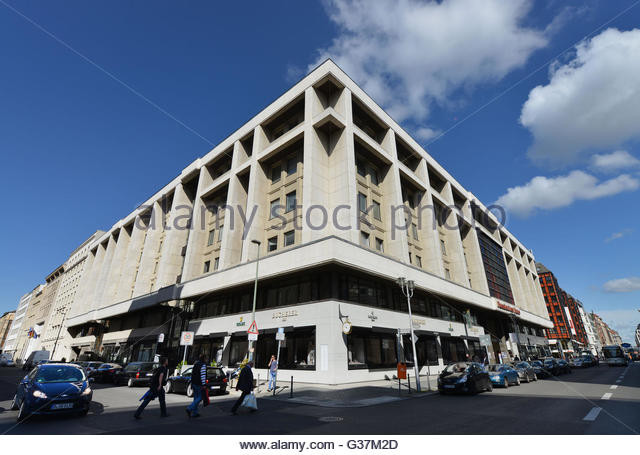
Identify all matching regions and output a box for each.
[0,362,638,435]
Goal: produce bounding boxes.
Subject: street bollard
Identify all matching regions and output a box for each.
[290,376,293,398]
[408,374,412,394]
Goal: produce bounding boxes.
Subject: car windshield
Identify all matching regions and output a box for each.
[207,368,225,379]
[125,363,156,372]
[581,357,591,361]
[487,365,504,372]
[515,362,529,368]
[443,363,469,373]
[35,366,85,383]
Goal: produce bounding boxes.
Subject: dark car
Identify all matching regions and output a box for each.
[530,360,551,378]
[557,359,572,374]
[91,363,123,383]
[438,362,492,394]
[580,355,595,368]
[113,362,159,387]
[10,363,93,421]
[542,358,561,376]
[511,361,537,382]
[165,366,228,397]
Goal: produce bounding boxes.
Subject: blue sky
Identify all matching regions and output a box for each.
[0,1,638,341]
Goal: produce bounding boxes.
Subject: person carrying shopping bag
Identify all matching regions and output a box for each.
[186,354,207,418]
[134,357,168,419]
[267,355,278,392]
[230,360,255,415]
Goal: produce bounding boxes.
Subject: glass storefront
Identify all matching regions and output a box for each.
[441,336,468,363]
[347,328,398,369]
[401,334,439,367]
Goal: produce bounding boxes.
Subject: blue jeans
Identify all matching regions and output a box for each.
[186,385,203,415]
[268,371,277,390]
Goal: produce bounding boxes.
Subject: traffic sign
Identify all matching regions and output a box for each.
[276,332,285,341]
[248,333,258,341]
[180,331,194,346]
[248,320,259,335]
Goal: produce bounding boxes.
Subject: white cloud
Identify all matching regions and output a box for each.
[495,170,639,217]
[603,277,640,293]
[521,28,640,168]
[591,150,640,173]
[313,0,548,125]
[414,127,441,141]
[605,228,633,243]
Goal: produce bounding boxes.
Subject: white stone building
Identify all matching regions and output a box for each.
[64,60,552,383]
[2,291,36,360]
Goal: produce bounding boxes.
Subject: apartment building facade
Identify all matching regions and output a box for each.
[38,231,103,361]
[64,60,551,383]
[0,311,15,352]
[1,292,34,359]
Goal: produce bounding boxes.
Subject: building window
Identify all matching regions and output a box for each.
[369,167,380,186]
[415,255,422,267]
[213,257,219,271]
[411,223,419,240]
[284,230,295,247]
[372,200,381,221]
[286,191,297,213]
[203,261,211,274]
[286,157,297,175]
[375,237,384,252]
[360,231,370,248]
[347,328,397,369]
[268,236,277,252]
[358,192,367,213]
[218,225,224,242]
[440,239,447,256]
[444,268,451,280]
[270,199,280,219]
[356,159,366,177]
[207,230,215,246]
[271,165,281,183]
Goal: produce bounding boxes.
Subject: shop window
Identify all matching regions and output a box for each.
[441,337,468,364]
[347,328,397,369]
[402,335,439,367]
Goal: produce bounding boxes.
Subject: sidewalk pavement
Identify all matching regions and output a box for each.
[250,375,439,408]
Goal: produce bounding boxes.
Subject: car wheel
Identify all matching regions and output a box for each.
[525,374,530,383]
[127,378,134,387]
[503,378,509,388]
[486,381,493,392]
[10,395,19,411]
[17,401,30,422]
[516,377,521,386]
[164,380,173,394]
[186,384,194,398]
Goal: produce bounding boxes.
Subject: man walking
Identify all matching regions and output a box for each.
[134,356,168,419]
[186,354,207,418]
[267,355,277,392]
[230,360,254,415]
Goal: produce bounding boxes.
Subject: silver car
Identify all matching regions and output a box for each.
[511,361,537,382]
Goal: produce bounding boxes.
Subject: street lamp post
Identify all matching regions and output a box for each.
[397,277,421,392]
[51,308,68,361]
[248,239,261,362]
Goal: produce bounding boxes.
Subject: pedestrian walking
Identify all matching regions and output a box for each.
[267,355,277,392]
[186,354,207,418]
[230,361,254,415]
[134,356,168,419]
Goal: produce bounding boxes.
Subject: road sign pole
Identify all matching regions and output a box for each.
[248,240,261,362]
[274,339,281,396]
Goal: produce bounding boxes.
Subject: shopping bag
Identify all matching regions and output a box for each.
[203,388,210,407]
[241,392,258,411]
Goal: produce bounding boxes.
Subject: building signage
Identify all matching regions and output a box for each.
[479,334,492,347]
[248,333,258,341]
[496,302,521,315]
[157,333,165,343]
[411,318,425,329]
[180,331,194,346]
[247,321,259,335]
[564,307,577,336]
[236,316,246,327]
[368,311,378,322]
[342,319,352,335]
[272,309,298,321]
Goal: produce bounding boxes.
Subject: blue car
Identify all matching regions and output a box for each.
[10,363,93,421]
[487,364,521,388]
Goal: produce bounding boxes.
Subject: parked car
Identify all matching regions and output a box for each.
[581,355,595,368]
[511,361,537,382]
[10,363,93,421]
[91,363,123,383]
[557,359,572,374]
[22,350,50,371]
[487,364,520,388]
[569,357,585,368]
[83,361,103,377]
[542,358,561,376]
[530,360,550,378]
[113,362,159,387]
[165,366,228,397]
[437,362,492,394]
[1,358,16,367]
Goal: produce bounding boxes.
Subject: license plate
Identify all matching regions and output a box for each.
[51,403,74,410]
[444,385,455,389]
[210,385,220,389]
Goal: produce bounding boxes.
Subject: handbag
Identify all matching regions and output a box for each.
[203,388,210,407]
[241,392,258,411]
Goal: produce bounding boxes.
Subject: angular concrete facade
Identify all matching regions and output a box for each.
[59,60,552,383]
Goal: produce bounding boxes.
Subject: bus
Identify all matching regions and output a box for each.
[602,345,628,367]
